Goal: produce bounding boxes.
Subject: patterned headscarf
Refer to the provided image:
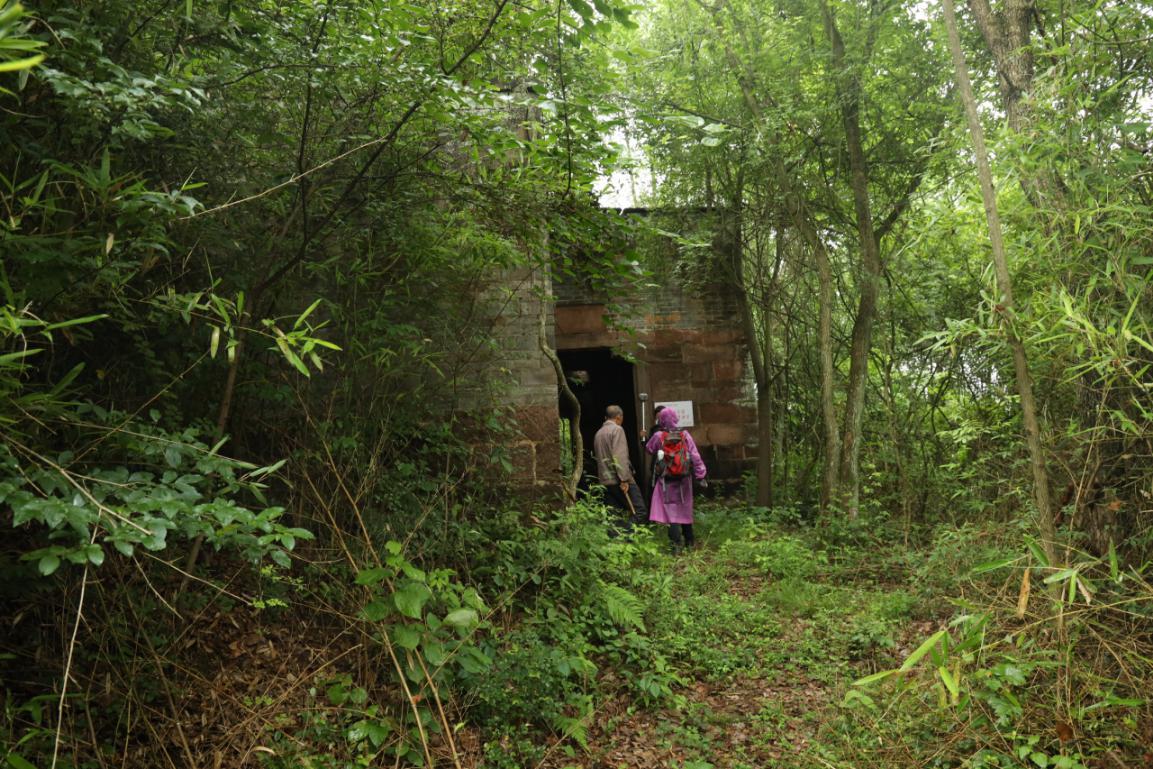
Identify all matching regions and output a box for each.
[656,407,679,431]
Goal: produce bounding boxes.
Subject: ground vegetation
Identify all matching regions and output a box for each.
[2,0,1153,766]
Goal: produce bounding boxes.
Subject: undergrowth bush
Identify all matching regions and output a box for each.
[833,540,1153,769]
[716,519,826,581]
[914,520,1027,600]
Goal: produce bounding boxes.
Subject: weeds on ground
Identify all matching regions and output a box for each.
[826,528,1153,769]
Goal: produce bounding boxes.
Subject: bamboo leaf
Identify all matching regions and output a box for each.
[0,53,44,72]
[900,630,947,672]
[937,666,959,699]
[853,668,899,687]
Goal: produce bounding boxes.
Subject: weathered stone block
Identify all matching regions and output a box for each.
[508,440,537,482]
[682,343,730,363]
[556,304,607,336]
[700,403,743,423]
[711,359,743,381]
[689,363,715,387]
[644,345,683,363]
[704,423,745,446]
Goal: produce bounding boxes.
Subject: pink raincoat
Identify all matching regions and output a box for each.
[646,408,707,525]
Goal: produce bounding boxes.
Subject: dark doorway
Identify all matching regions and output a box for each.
[558,348,640,491]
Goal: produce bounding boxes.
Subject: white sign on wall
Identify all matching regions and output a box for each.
[654,400,695,427]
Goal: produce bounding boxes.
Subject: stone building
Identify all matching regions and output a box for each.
[482,209,758,493]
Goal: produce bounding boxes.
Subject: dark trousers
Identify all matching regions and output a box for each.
[603,482,648,528]
[667,523,695,549]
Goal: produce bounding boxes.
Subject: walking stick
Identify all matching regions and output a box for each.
[622,484,638,519]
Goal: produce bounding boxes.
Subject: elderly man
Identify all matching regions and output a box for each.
[593,404,647,528]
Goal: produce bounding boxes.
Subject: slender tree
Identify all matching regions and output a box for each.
[941,0,1059,564]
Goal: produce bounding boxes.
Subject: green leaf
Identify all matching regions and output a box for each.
[1043,568,1079,585]
[249,458,287,478]
[355,567,390,586]
[601,583,645,630]
[293,298,323,329]
[393,582,433,619]
[281,345,310,377]
[568,0,593,19]
[326,682,348,705]
[899,630,947,672]
[37,554,60,576]
[422,639,446,666]
[443,609,479,629]
[852,668,899,686]
[937,666,959,698]
[7,753,39,769]
[971,557,1019,574]
[1026,539,1050,567]
[361,600,392,622]
[392,625,422,650]
[43,314,108,331]
[362,720,390,747]
[0,53,44,73]
[0,348,42,365]
[86,545,105,567]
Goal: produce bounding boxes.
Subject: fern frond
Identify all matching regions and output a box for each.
[600,581,646,631]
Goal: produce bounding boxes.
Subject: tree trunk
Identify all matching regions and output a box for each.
[964,0,1035,134]
[720,176,775,509]
[756,385,774,508]
[705,0,841,514]
[964,0,1070,211]
[821,0,883,517]
[814,232,841,513]
[942,0,1059,565]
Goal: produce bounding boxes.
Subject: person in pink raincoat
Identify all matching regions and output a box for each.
[646,407,707,552]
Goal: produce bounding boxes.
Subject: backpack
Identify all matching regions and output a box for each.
[657,429,691,479]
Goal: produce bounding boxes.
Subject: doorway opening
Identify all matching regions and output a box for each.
[558,348,640,491]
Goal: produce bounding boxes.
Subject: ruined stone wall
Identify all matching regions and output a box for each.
[462,266,561,489]
[479,210,759,490]
[554,277,757,482]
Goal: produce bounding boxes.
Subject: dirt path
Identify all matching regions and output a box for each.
[562,549,897,769]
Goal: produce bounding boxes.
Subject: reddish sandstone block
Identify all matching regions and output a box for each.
[706,423,745,446]
[642,344,684,363]
[518,404,560,445]
[700,403,742,423]
[712,359,743,381]
[682,343,731,363]
[555,304,607,336]
[689,363,715,386]
[646,311,683,327]
[699,329,741,346]
[715,445,748,461]
[558,331,619,350]
[647,363,690,386]
[703,385,741,402]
